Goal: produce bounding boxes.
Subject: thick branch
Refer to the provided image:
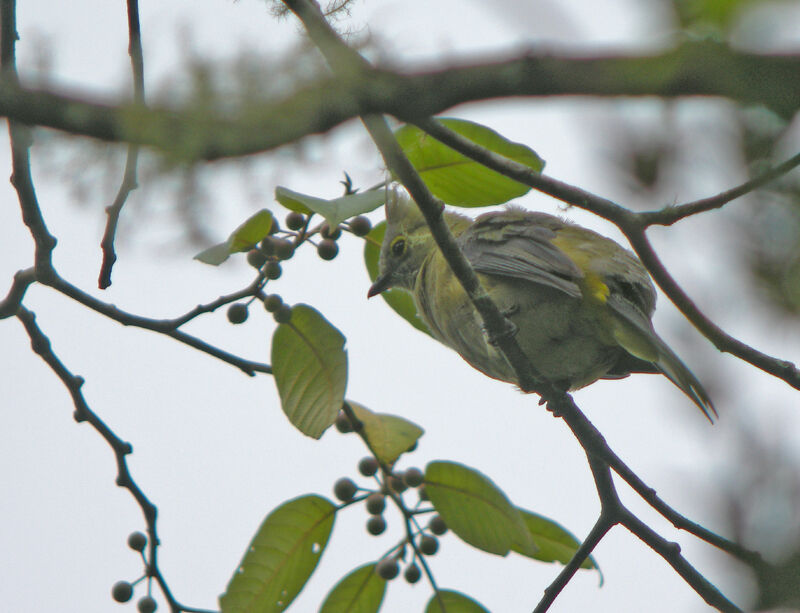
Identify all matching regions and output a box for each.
[0,43,797,159]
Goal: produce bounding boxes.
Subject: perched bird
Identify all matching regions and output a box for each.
[368,190,716,421]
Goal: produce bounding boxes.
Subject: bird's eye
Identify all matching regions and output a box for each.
[390,237,406,257]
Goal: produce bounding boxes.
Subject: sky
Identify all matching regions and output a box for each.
[1,1,799,612]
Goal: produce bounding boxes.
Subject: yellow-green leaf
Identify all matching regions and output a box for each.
[513,508,599,572]
[425,590,490,613]
[220,495,336,613]
[319,563,386,613]
[276,186,384,228]
[194,209,276,265]
[347,401,424,465]
[271,305,347,439]
[424,461,536,557]
[395,118,544,207]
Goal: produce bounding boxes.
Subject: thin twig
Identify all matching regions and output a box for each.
[97,0,146,289]
[641,151,800,226]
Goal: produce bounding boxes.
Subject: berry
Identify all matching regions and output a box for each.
[274,239,295,260]
[335,411,354,433]
[376,558,399,580]
[366,515,387,536]
[247,249,267,269]
[358,456,379,477]
[389,475,407,494]
[273,304,292,324]
[263,294,283,312]
[429,515,447,536]
[227,303,248,324]
[419,535,439,556]
[137,596,157,613]
[111,581,133,603]
[365,493,386,515]
[127,531,147,552]
[403,467,424,488]
[321,224,342,240]
[264,261,282,280]
[285,211,306,231]
[333,477,357,502]
[317,239,339,261]
[404,563,421,584]
[349,216,372,237]
[259,237,276,256]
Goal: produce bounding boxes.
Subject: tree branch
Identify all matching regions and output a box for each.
[0,44,797,159]
[97,0,146,290]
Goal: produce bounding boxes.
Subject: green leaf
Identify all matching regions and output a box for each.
[346,401,424,465]
[319,563,386,613]
[220,495,336,613]
[363,221,431,336]
[395,118,544,207]
[271,305,347,439]
[195,209,276,265]
[275,186,385,228]
[424,461,536,557]
[425,590,490,613]
[513,508,599,571]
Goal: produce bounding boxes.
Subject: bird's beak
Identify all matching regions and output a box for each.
[367,272,392,298]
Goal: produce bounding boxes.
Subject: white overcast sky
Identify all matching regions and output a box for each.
[2,1,799,612]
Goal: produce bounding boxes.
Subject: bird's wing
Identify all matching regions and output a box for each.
[459,210,584,298]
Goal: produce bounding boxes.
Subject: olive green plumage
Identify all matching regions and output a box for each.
[368,191,716,421]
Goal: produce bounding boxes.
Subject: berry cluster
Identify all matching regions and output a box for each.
[225,211,372,327]
[110,531,159,612]
[333,410,448,584]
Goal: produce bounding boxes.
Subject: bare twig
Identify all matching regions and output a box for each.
[16,307,216,613]
[97,0,146,289]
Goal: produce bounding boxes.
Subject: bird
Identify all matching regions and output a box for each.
[367,190,716,421]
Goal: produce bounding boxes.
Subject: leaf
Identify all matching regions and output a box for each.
[395,118,545,207]
[195,209,276,265]
[425,590,490,613]
[220,495,336,613]
[363,221,431,336]
[319,563,386,613]
[347,401,424,465]
[271,305,348,439]
[275,186,385,228]
[513,508,599,571]
[424,461,536,557]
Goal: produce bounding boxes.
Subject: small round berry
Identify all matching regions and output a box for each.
[137,596,157,613]
[335,411,354,433]
[366,515,387,536]
[273,304,292,324]
[264,261,282,280]
[429,515,448,536]
[259,237,276,256]
[349,216,372,237]
[333,477,357,502]
[317,239,339,261]
[358,456,379,477]
[263,294,283,313]
[404,563,421,584]
[285,211,306,231]
[365,493,386,515]
[321,224,342,240]
[403,468,424,488]
[419,535,439,556]
[227,303,248,324]
[127,531,147,552]
[274,239,295,260]
[111,581,133,603]
[246,249,267,269]
[376,558,399,580]
[389,475,407,494]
